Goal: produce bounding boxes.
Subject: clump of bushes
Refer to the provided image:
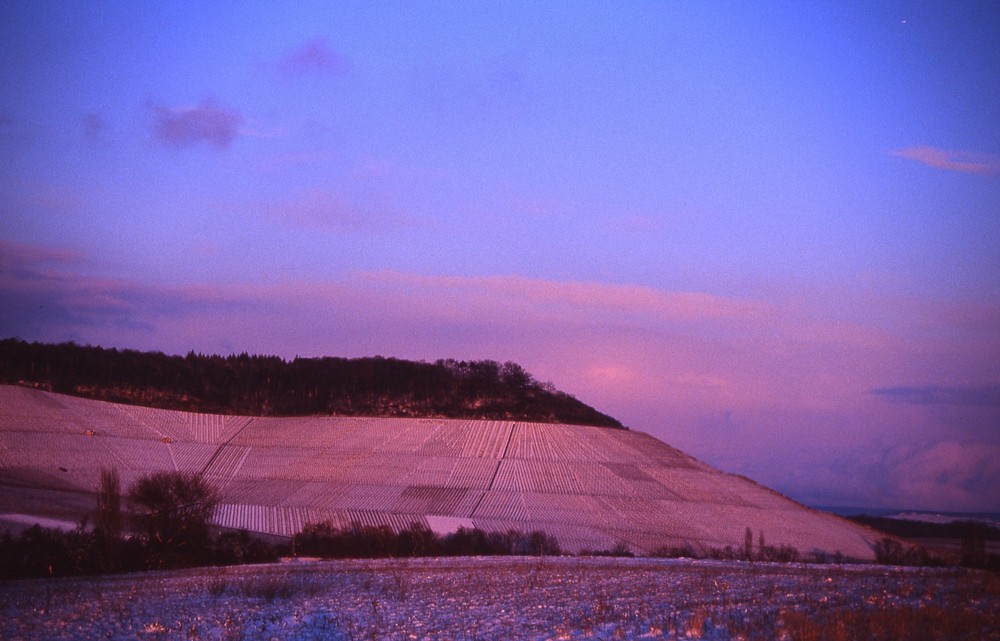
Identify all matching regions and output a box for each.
[0,469,285,580]
[874,537,946,567]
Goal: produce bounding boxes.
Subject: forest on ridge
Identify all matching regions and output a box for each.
[0,339,623,427]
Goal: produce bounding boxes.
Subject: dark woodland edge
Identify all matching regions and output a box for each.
[0,338,623,428]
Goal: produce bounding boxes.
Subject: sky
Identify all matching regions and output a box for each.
[2,1,999,513]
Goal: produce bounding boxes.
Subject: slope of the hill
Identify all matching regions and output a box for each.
[0,339,622,427]
[0,385,880,559]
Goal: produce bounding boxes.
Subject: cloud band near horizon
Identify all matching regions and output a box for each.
[893,146,1000,176]
[3,239,999,511]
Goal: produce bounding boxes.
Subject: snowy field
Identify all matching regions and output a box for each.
[1,557,997,641]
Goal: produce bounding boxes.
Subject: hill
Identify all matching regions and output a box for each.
[0,339,621,427]
[0,385,881,558]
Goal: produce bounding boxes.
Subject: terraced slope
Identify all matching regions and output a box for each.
[0,385,878,558]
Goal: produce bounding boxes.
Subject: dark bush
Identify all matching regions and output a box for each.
[4,525,73,578]
[296,522,422,558]
[651,543,698,559]
[212,530,283,565]
[874,537,944,566]
[757,543,801,563]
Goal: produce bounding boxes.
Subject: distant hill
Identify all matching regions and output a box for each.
[0,339,622,428]
[849,515,1000,542]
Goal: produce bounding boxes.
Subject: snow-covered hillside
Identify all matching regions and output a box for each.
[0,385,879,558]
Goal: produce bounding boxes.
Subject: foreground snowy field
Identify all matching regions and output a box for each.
[2,557,997,640]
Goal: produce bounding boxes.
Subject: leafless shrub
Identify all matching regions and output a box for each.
[382,560,411,601]
[237,574,296,602]
[206,573,229,598]
[93,468,122,573]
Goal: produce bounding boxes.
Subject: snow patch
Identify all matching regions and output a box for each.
[426,515,474,535]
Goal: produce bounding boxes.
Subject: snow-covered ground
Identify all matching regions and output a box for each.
[2,557,996,640]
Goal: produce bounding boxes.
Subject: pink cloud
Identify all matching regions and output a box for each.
[150,98,242,150]
[277,37,347,77]
[349,272,913,417]
[892,145,1000,176]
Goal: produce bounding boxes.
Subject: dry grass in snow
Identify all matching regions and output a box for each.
[1,557,997,640]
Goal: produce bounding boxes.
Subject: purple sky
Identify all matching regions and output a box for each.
[2,2,999,512]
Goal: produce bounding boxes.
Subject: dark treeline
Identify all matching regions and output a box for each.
[0,525,280,580]
[0,338,622,427]
[0,522,564,581]
[295,522,561,559]
[848,515,1000,542]
[850,515,1000,571]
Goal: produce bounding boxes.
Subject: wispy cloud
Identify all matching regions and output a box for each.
[892,146,1000,176]
[871,384,1000,407]
[14,181,82,213]
[0,241,258,340]
[81,112,107,142]
[882,441,1000,511]
[277,37,347,77]
[268,189,411,233]
[365,272,768,322]
[606,214,664,234]
[0,240,85,270]
[149,98,243,150]
[1,241,148,336]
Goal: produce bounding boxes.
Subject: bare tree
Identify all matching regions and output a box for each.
[128,471,218,568]
[93,468,122,572]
